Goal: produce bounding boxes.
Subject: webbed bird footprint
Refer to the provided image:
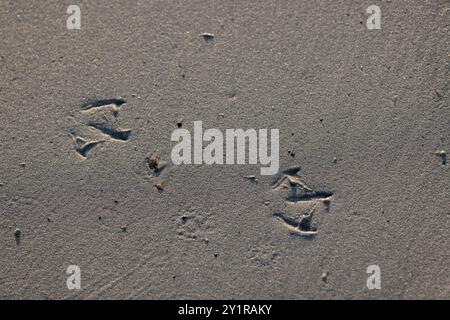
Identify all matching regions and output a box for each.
[69,99,131,158]
[272,166,333,237]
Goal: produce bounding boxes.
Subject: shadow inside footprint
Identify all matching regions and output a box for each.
[80,98,126,111]
[273,211,318,237]
[88,123,131,141]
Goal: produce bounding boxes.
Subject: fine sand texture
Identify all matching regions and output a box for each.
[0,0,448,299]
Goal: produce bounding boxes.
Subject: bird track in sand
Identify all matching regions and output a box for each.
[69,99,131,158]
[272,166,333,237]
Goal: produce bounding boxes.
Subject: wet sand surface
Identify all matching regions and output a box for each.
[0,0,449,299]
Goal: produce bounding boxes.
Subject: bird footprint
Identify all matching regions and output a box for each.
[272,166,333,237]
[69,99,131,158]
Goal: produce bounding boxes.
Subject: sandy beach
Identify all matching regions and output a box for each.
[0,0,448,299]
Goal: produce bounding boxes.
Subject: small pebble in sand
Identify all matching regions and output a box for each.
[155,181,164,191]
[433,88,443,99]
[14,228,21,245]
[321,272,329,283]
[120,225,128,232]
[176,114,184,128]
[147,152,167,175]
[434,150,447,165]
